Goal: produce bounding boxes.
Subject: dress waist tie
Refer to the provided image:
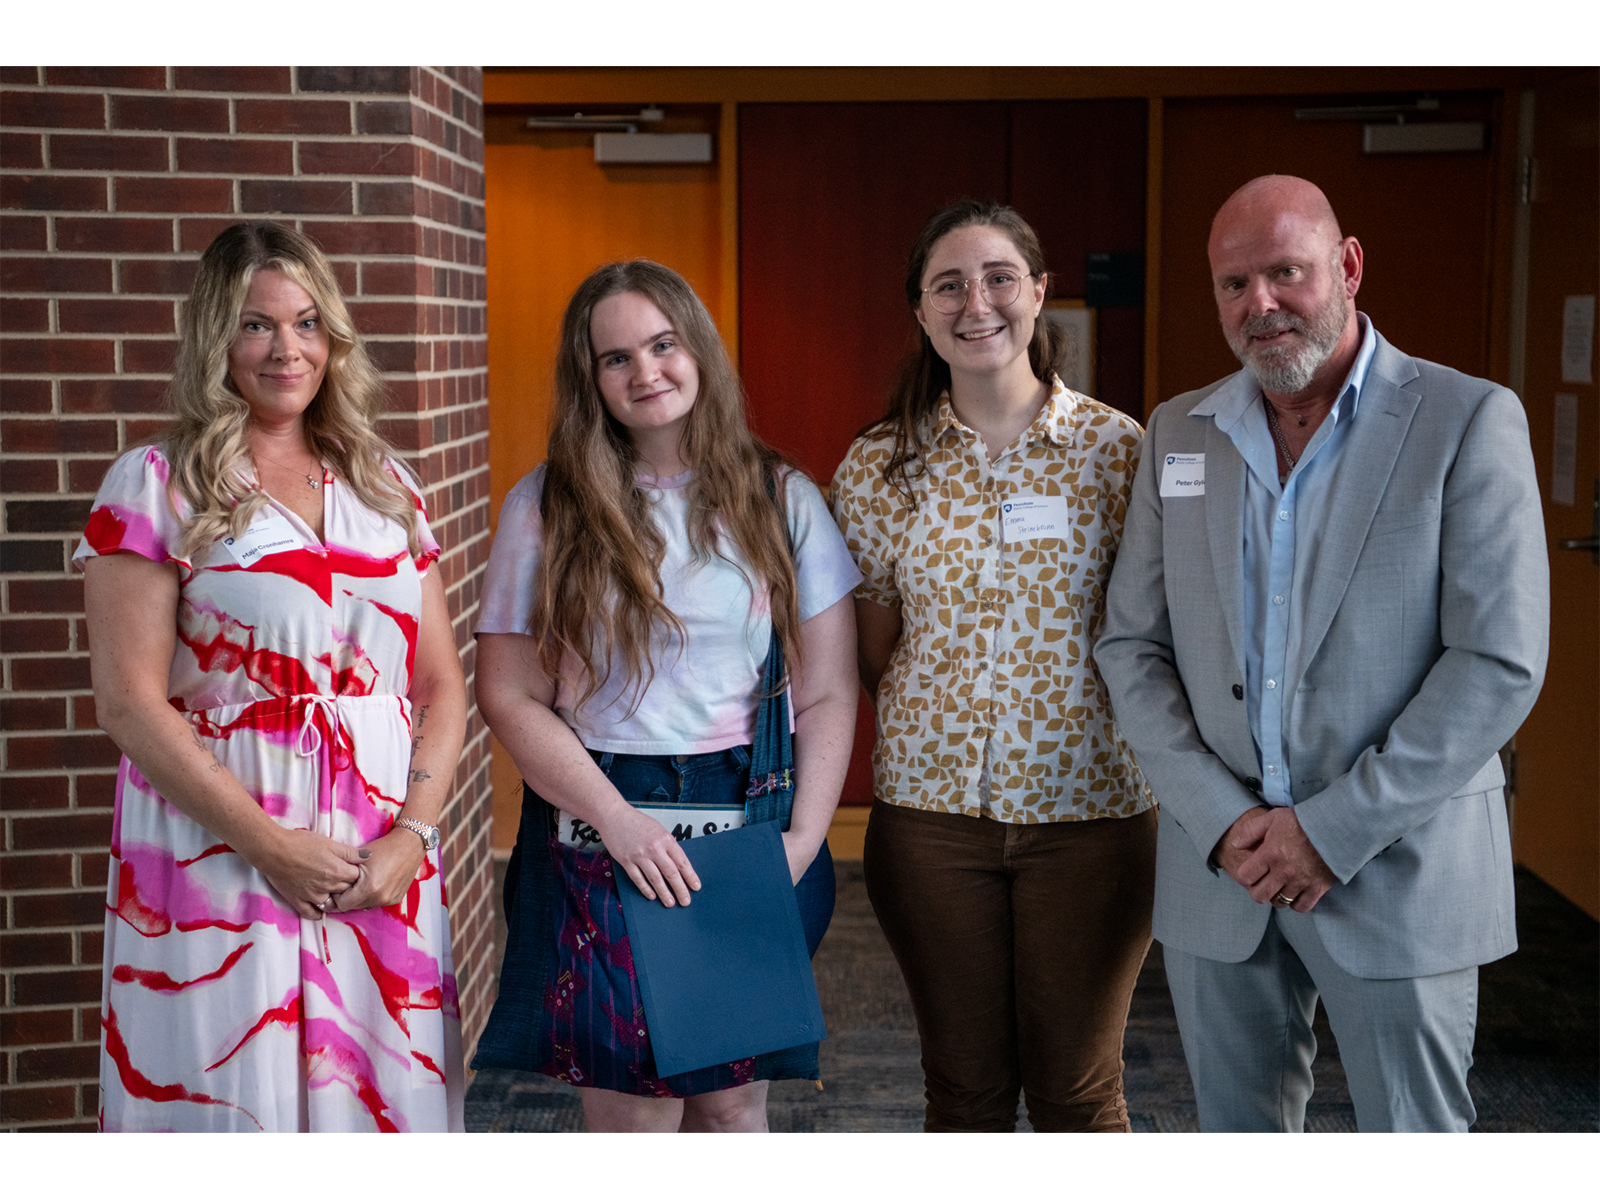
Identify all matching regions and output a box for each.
[295,694,340,838]
[295,694,341,962]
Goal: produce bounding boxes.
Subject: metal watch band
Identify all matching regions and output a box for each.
[395,817,440,850]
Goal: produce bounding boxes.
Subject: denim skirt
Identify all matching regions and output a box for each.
[471,745,835,1093]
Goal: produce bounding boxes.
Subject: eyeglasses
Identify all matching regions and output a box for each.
[921,270,1034,315]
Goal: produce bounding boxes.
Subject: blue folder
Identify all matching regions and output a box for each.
[616,821,827,1078]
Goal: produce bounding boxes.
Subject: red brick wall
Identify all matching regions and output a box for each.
[0,66,494,1130]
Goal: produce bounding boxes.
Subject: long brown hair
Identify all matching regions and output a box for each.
[534,260,803,711]
[162,221,420,562]
[867,199,1067,499]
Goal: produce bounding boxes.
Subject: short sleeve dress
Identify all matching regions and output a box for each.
[73,445,464,1133]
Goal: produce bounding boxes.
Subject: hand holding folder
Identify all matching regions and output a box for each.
[617,821,827,1077]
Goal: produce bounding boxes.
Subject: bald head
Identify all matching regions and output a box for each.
[1210,176,1343,261]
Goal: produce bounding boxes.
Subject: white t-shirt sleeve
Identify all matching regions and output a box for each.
[784,470,863,622]
[474,465,546,636]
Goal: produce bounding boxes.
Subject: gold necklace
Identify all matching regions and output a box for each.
[254,449,323,490]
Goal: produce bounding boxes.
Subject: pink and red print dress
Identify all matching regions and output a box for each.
[74,446,464,1132]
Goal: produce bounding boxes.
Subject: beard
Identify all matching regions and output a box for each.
[1226,287,1350,396]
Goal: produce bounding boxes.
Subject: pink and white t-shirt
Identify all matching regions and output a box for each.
[475,465,860,755]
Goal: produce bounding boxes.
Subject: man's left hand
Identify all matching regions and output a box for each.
[1229,806,1339,912]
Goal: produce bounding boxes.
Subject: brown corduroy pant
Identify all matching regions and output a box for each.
[863,801,1157,1132]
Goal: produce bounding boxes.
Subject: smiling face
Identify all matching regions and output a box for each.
[1208,187,1361,399]
[915,224,1046,383]
[227,268,329,427]
[590,290,700,447]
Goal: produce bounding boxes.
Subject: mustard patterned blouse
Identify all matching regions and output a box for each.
[830,376,1153,824]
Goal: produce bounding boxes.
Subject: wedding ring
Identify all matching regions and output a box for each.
[313,901,326,911]
[1272,891,1297,908]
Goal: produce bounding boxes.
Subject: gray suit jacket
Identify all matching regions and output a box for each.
[1094,329,1549,979]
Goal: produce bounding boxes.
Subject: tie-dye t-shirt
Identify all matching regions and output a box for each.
[475,465,860,754]
[72,444,464,1132]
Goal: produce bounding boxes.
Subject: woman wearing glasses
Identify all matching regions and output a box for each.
[830,200,1157,1131]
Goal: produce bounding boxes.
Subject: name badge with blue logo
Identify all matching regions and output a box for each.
[1159,453,1205,498]
[220,507,300,567]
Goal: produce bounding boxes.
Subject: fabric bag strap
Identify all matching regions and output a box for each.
[745,468,797,829]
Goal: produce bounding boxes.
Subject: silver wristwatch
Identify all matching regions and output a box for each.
[395,817,441,852]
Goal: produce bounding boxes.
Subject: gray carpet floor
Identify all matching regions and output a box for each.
[465,861,1598,1133]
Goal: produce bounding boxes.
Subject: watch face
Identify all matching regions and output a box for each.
[424,827,440,851]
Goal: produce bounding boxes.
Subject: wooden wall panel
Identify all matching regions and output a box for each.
[1506,69,1599,918]
[1010,99,1148,418]
[738,102,1010,483]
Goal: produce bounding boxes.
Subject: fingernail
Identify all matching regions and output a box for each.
[359,849,371,859]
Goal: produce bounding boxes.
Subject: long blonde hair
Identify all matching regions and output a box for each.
[534,260,803,710]
[163,221,421,562]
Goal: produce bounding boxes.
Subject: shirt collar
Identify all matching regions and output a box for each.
[1192,312,1376,430]
[932,373,1076,449]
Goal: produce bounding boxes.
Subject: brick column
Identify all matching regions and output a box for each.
[0,66,493,1130]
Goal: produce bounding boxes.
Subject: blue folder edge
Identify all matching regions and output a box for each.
[616,821,827,1078]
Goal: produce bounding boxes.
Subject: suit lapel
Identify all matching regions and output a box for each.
[1205,418,1249,683]
[1290,339,1421,689]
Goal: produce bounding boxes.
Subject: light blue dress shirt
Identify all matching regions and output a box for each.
[1195,314,1378,805]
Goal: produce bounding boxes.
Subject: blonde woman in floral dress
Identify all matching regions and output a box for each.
[78,222,465,1132]
[831,200,1156,1132]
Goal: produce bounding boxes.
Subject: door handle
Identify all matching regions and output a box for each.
[1559,479,1599,564]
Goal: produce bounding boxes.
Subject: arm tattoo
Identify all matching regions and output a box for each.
[409,769,432,784]
[191,728,222,773]
[411,704,430,753]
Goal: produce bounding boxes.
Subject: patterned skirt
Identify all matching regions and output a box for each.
[475,746,833,1096]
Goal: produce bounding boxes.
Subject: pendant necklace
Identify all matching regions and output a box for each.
[1263,400,1296,486]
[254,449,322,490]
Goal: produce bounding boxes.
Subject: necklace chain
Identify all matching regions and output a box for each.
[1263,400,1296,485]
[254,449,322,491]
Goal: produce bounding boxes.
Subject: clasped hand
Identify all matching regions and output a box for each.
[1214,805,1338,913]
[255,828,366,921]
[258,826,427,919]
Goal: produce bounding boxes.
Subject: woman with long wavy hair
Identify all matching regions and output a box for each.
[77,221,466,1131]
[472,260,860,1131]
[830,200,1157,1132]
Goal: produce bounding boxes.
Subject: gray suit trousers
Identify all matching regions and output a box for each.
[1163,909,1479,1132]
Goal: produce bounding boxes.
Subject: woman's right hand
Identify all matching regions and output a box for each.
[595,806,702,908]
[475,631,701,908]
[252,828,367,921]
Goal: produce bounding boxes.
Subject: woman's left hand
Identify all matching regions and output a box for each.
[332,828,426,912]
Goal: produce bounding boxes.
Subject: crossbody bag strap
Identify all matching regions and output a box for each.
[745,466,797,828]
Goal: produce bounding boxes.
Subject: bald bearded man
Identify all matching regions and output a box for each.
[1094,176,1549,1131]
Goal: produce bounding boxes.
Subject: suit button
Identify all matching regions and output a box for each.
[1232,684,1244,700]
[1245,776,1261,791]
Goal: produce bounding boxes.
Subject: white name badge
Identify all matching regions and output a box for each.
[1159,453,1205,497]
[220,507,301,568]
[557,804,745,852]
[1001,494,1072,545]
